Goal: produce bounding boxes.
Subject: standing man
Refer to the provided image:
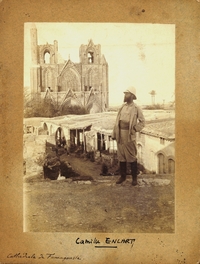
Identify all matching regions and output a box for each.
[112,87,145,186]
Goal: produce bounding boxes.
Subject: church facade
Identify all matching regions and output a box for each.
[30,24,109,113]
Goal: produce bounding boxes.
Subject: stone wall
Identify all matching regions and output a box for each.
[23,134,49,177]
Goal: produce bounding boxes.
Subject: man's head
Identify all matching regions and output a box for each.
[123,86,137,103]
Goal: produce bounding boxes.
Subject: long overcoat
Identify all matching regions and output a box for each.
[112,103,145,143]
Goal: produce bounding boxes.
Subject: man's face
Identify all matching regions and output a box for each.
[123,92,133,103]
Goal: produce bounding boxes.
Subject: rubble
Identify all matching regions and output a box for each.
[43,141,81,180]
[43,154,61,180]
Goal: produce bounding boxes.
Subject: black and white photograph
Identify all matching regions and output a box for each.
[23,22,175,233]
[1,0,200,262]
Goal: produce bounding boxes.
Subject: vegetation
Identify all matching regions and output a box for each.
[61,104,89,115]
[24,95,89,118]
[143,104,164,110]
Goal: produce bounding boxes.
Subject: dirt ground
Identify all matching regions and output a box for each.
[24,154,175,233]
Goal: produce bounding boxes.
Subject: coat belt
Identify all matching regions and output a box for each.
[119,120,129,130]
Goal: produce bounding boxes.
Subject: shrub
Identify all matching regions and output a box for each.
[143,104,164,110]
[24,96,89,118]
[61,104,89,115]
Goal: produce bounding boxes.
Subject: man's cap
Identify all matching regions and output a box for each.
[124,86,137,99]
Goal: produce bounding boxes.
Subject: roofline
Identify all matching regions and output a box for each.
[141,131,175,141]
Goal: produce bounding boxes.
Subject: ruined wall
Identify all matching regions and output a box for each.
[23,135,48,177]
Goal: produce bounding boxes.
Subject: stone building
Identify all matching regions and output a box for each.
[30,24,109,113]
[136,119,175,174]
[24,111,175,175]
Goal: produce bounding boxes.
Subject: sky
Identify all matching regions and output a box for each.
[24,23,175,106]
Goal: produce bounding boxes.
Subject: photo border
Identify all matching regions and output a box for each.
[0,1,200,263]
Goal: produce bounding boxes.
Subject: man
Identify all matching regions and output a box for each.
[112,87,145,186]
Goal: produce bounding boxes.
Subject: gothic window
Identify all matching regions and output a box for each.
[87,52,94,63]
[45,68,52,88]
[60,69,80,92]
[168,158,175,174]
[44,51,50,64]
[158,153,165,174]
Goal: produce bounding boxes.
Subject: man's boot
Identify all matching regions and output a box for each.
[116,162,126,184]
[131,161,138,186]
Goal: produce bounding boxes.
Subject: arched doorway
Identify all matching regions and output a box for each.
[43,123,49,135]
[158,153,165,174]
[55,127,65,147]
[43,123,48,130]
[168,158,175,174]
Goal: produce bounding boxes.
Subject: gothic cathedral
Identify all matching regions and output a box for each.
[30,24,109,113]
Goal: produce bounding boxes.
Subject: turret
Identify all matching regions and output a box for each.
[54,40,58,64]
[30,23,38,64]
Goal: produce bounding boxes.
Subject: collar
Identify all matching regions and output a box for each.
[125,102,134,107]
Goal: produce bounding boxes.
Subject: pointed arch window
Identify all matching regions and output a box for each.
[44,51,50,64]
[87,51,94,63]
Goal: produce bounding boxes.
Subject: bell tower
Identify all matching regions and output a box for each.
[79,39,109,111]
[79,39,101,65]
